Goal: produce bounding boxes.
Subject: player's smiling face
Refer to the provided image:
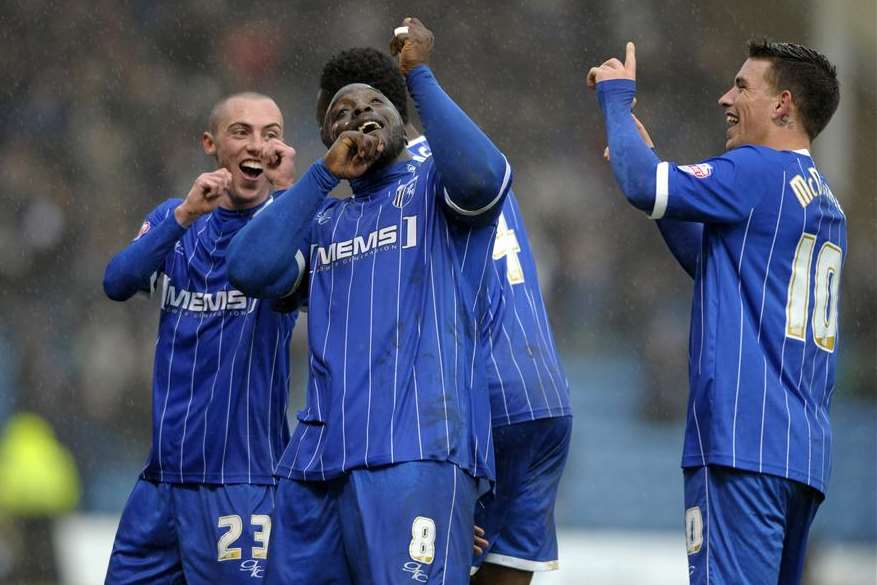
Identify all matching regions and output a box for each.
[321,83,406,168]
[718,58,779,150]
[203,96,285,209]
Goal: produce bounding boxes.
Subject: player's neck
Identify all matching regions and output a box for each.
[763,124,811,153]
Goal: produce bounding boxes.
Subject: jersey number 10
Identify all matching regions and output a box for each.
[785,232,842,352]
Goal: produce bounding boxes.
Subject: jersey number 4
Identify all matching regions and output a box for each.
[785,232,842,352]
[493,213,524,285]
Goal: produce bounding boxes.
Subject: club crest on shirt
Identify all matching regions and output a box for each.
[678,163,713,179]
[393,177,418,208]
[315,210,332,225]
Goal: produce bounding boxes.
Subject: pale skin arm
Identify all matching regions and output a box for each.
[173,168,232,227]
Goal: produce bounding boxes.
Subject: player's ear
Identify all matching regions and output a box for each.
[773,89,794,124]
[320,123,334,149]
[202,131,217,156]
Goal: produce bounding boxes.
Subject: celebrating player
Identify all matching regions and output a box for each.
[589,40,844,584]
[228,18,510,584]
[102,92,297,584]
[315,47,572,585]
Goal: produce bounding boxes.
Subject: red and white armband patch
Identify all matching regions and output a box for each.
[678,163,713,179]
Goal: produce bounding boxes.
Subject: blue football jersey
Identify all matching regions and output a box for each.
[137,200,297,485]
[274,154,511,482]
[407,136,571,427]
[652,146,846,495]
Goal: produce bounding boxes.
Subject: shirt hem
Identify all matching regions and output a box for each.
[140,470,277,486]
[276,453,490,483]
[681,453,826,495]
[492,407,572,427]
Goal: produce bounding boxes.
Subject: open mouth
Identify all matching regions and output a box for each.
[725,112,739,127]
[357,120,383,134]
[240,160,263,180]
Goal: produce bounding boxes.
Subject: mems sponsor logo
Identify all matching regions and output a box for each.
[312,216,417,270]
[160,276,255,314]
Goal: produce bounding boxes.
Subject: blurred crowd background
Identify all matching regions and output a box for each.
[0,0,874,582]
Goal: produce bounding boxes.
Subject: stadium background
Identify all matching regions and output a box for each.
[0,0,874,583]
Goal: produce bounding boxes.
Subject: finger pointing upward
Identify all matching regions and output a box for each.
[625,41,636,79]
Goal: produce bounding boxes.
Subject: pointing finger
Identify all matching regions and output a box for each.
[624,41,636,78]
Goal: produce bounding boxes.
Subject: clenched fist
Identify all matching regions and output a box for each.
[323,131,385,179]
[389,17,434,76]
[175,168,231,227]
[260,138,297,190]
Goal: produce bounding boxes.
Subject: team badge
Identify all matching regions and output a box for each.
[315,210,332,225]
[135,221,151,240]
[678,163,713,179]
[394,177,418,208]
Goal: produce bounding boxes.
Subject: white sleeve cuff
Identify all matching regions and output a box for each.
[443,155,511,217]
[650,161,670,219]
[282,249,307,298]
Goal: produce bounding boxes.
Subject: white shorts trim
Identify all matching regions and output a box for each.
[483,552,559,572]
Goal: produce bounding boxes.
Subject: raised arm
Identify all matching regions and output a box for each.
[393,18,511,223]
[605,112,703,278]
[103,169,231,301]
[227,161,339,299]
[590,43,764,225]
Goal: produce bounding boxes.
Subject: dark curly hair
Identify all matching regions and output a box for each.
[748,39,840,140]
[316,47,409,126]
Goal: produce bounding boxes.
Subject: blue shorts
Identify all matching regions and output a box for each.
[266,461,479,585]
[473,416,572,573]
[684,465,822,585]
[105,479,274,585]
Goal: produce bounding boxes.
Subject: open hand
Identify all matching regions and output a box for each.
[323,131,385,179]
[588,41,637,88]
[175,168,231,227]
[390,17,434,75]
[261,138,297,190]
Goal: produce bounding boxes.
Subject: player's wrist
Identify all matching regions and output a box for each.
[597,79,636,114]
[311,160,342,191]
[173,203,198,228]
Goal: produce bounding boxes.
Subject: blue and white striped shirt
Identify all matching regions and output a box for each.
[653,146,846,495]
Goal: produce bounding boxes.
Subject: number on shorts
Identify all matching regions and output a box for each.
[217,515,243,561]
[408,516,436,564]
[685,507,703,555]
[217,514,272,561]
[251,514,271,560]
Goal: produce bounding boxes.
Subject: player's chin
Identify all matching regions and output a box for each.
[232,174,269,199]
